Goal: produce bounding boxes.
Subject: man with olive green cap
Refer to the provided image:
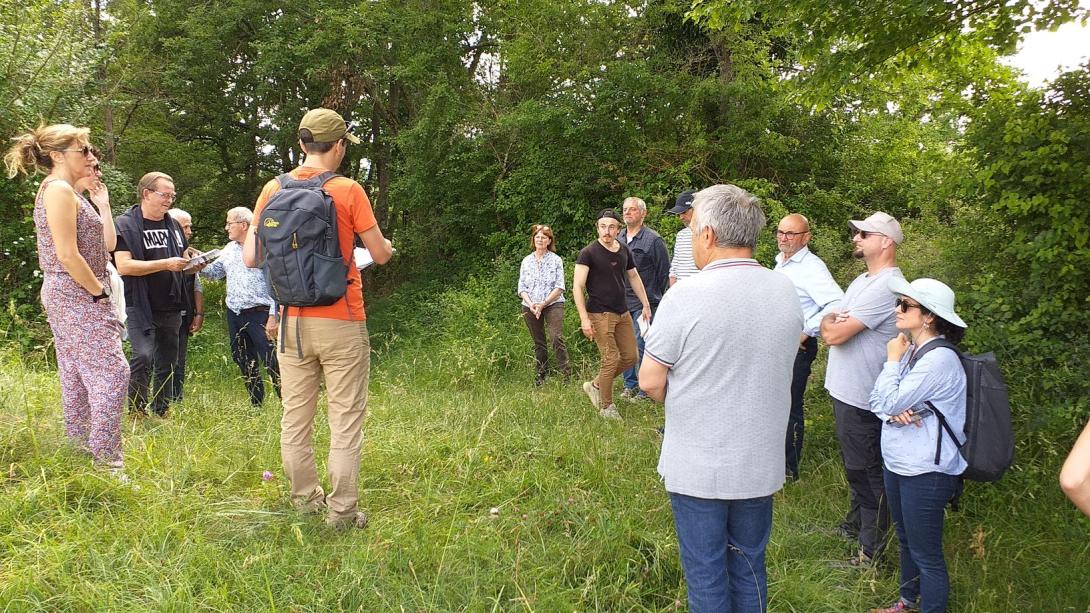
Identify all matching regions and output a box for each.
[242,107,392,530]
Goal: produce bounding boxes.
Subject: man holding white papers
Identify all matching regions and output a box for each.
[200,207,281,407]
[618,197,670,401]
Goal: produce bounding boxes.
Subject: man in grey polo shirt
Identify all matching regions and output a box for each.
[821,211,905,567]
[640,184,802,613]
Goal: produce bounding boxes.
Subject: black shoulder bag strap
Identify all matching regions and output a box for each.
[908,338,965,466]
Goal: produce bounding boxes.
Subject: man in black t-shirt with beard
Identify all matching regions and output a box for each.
[573,209,652,420]
[113,172,199,417]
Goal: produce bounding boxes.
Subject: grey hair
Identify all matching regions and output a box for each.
[691,184,766,249]
[621,196,647,213]
[227,206,253,224]
[168,209,191,223]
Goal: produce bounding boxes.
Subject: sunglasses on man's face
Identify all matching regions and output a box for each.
[855,230,885,239]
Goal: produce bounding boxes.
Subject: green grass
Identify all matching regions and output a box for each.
[1,285,1089,611]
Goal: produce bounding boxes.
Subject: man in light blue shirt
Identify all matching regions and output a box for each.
[774,213,844,480]
[201,207,280,407]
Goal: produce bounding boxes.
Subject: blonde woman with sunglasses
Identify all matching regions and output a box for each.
[5,124,129,480]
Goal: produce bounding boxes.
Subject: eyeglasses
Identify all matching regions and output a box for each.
[895,298,928,313]
[225,220,247,227]
[775,229,808,239]
[147,189,177,201]
[59,145,92,157]
[854,230,884,239]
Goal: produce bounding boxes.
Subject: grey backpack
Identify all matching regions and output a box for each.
[910,339,1014,482]
[255,171,348,308]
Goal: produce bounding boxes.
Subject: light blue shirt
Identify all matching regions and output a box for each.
[869,337,968,476]
[199,241,276,314]
[774,246,844,337]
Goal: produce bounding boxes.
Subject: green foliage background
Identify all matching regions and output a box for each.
[1,4,1089,594]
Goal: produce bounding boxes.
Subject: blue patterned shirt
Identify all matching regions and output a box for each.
[199,241,276,314]
[517,251,566,307]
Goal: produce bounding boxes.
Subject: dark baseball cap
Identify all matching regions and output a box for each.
[597,208,621,223]
[667,190,695,215]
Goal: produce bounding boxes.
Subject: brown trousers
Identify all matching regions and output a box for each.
[521,303,571,380]
[588,311,638,407]
[278,317,370,524]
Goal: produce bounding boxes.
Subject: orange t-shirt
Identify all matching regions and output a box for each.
[253,167,377,321]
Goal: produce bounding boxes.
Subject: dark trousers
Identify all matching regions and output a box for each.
[168,315,191,402]
[521,303,570,382]
[227,306,281,406]
[832,397,890,558]
[785,336,818,478]
[885,469,958,613]
[127,308,182,416]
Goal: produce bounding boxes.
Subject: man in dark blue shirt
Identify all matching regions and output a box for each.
[618,196,670,399]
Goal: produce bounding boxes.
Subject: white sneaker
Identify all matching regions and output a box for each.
[599,404,622,420]
[582,381,601,409]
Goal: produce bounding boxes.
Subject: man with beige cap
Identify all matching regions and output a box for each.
[243,108,393,530]
[820,211,905,566]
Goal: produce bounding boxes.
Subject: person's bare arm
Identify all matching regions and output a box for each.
[44,183,106,295]
[573,264,592,339]
[819,311,868,346]
[358,225,393,265]
[87,181,116,252]
[114,250,188,276]
[189,286,205,333]
[638,354,668,402]
[1061,420,1090,516]
[625,268,652,321]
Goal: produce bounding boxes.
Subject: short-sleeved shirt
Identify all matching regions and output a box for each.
[644,258,803,499]
[824,267,905,408]
[253,167,378,321]
[115,216,187,312]
[575,239,635,314]
[517,251,566,307]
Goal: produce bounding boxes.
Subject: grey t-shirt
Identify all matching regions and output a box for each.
[644,258,803,500]
[824,267,904,408]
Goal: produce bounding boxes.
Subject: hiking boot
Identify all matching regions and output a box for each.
[632,391,650,401]
[833,520,860,540]
[534,374,546,387]
[582,381,601,409]
[599,404,622,420]
[328,511,368,531]
[619,387,638,399]
[829,549,876,570]
[869,600,919,613]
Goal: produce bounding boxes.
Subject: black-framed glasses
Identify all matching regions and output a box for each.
[895,298,928,313]
[775,229,808,239]
[855,230,884,239]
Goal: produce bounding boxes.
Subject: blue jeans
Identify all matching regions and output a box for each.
[622,306,652,390]
[669,492,773,613]
[884,469,958,613]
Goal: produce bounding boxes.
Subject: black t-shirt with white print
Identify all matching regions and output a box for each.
[115,216,186,311]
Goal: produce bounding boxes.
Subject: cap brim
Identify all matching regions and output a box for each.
[888,278,967,328]
[667,205,690,215]
[343,132,361,145]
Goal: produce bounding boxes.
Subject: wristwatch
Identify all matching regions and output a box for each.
[92,284,111,302]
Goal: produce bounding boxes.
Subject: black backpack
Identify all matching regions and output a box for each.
[909,339,1014,482]
[255,171,348,308]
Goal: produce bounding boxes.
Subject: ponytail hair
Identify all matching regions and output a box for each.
[4,123,90,178]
